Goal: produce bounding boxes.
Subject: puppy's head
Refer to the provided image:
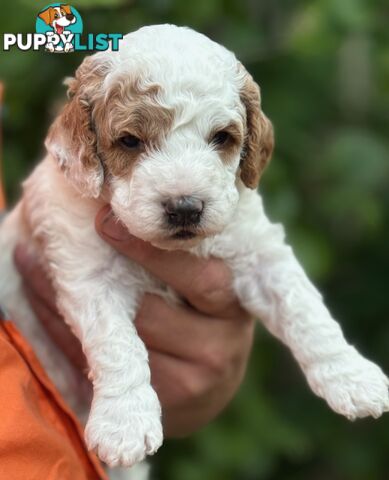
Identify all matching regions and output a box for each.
[46,25,274,250]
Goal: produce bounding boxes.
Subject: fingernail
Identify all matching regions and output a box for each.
[100,210,132,242]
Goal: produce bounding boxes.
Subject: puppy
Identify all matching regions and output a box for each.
[38,4,76,52]
[0,24,388,476]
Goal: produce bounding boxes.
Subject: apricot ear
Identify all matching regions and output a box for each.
[45,57,108,198]
[239,72,274,189]
[45,94,104,198]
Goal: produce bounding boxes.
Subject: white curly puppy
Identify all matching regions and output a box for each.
[0,24,388,474]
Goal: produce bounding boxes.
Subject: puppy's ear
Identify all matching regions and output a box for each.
[45,57,106,198]
[61,4,72,15]
[239,70,274,189]
[38,7,54,25]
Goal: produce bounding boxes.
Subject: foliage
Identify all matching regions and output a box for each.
[1,1,389,479]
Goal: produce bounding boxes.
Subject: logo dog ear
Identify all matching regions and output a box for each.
[38,7,54,25]
[239,69,274,189]
[60,4,72,15]
[45,57,107,198]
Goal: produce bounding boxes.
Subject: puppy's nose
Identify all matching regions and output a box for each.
[164,196,204,227]
[66,14,74,21]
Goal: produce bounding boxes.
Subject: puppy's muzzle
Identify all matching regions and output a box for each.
[66,14,75,21]
[164,196,204,228]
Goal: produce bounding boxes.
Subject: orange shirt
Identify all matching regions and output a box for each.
[0,316,107,480]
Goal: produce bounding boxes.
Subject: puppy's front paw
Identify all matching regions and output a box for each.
[308,349,389,420]
[85,384,163,467]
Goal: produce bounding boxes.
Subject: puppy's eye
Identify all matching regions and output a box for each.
[211,131,231,147]
[119,134,142,149]
[54,13,59,18]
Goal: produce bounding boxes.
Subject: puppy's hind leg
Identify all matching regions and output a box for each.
[0,202,52,348]
[0,203,92,421]
[108,463,150,480]
[0,202,30,317]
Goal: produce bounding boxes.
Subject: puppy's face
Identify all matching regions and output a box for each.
[46,26,274,250]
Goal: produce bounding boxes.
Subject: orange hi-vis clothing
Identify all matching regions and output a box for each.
[0,313,108,480]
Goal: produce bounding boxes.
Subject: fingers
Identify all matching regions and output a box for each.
[96,206,246,318]
[148,349,205,407]
[136,293,254,370]
[147,349,214,437]
[14,245,57,311]
[148,339,252,438]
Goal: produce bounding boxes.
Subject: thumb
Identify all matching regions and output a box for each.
[95,205,157,263]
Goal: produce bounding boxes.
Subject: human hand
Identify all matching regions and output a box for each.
[14,205,255,437]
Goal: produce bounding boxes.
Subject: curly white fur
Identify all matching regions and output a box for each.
[0,25,388,478]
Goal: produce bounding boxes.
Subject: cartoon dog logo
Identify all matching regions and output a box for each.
[38,4,76,52]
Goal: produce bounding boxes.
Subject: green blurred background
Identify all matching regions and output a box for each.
[1,0,389,479]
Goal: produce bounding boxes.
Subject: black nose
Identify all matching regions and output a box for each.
[66,14,74,21]
[164,196,204,227]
